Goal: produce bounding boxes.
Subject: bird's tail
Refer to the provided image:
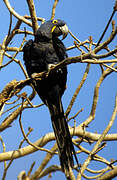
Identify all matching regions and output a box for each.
[47,97,78,177]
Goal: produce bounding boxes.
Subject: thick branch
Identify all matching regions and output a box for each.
[0,128,117,162]
[97,166,117,180]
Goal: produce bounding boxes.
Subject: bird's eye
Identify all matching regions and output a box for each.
[52,20,58,24]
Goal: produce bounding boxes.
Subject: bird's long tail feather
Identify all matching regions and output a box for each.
[47,97,78,177]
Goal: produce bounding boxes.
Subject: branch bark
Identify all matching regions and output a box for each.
[26,0,39,34]
[0,128,117,162]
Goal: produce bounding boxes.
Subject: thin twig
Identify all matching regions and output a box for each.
[3,0,32,27]
[96,0,117,47]
[26,0,38,34]
[0,36,7,66]
[19,98,55,154]
[0,136,7,173]
[27,161,35,177]
[7,12,12,36]
[67,108,83,122]
[65,63,90,117]
[69,30,89,51]
[5,19,22,46]
[19,127,33,149]
[80,63,116,128]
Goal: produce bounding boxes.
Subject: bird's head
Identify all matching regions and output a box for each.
[35,19,69,42]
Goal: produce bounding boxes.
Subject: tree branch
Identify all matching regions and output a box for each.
[3,0,32,27]
[26,0,39,34]
[0,128,117,162]
[97,166,117,180]
[77,95,117,179]
[51,0,59,19]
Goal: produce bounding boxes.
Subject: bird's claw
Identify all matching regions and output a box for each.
[48,64,56,70]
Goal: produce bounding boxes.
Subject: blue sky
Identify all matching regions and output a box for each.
[0,0,117,179]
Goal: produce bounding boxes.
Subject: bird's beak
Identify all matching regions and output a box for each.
[59,24,69,40]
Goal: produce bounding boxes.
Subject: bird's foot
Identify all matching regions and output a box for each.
[48,64,56,70]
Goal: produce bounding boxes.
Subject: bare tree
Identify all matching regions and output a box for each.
[0,0,117,179]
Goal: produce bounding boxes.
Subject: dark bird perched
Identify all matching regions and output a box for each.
[23,19,78,177]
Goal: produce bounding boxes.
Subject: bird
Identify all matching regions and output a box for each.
[23,19,78,177]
